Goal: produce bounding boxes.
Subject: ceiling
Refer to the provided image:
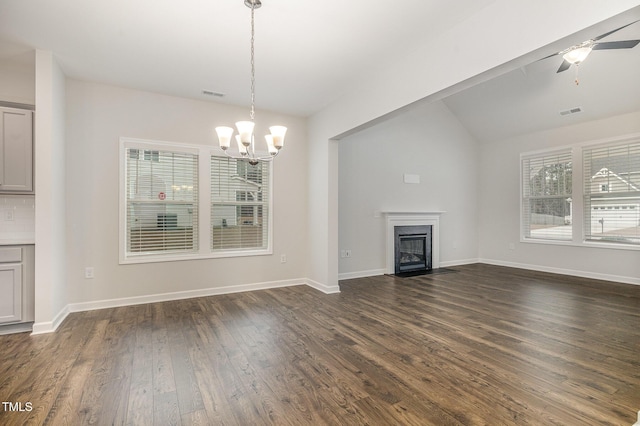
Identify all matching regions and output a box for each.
[442,18,640,143]
[0,0,494,117]
[0,1,639,143]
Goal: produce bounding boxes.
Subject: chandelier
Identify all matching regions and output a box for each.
[215,0,287,165]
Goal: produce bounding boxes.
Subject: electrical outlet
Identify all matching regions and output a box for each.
[4,210,14,221]
[345,250,352,258]
[509,243,515,250]
[84,267,94,279]
[280,254,287,263]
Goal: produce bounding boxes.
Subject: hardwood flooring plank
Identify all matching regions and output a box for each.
[44,319,110,425]
[153,390,181,426]
[1,264,639,425]
[126,314,154,426]
[76,316,136,425]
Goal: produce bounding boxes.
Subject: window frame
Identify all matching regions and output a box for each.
[119,137,274,264]
[583,138,640,247]
[210,154,274,256]
[519,133,640,251]
[520,148,573,243]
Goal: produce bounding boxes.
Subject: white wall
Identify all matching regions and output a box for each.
[0,51,35,105]
[33,51,67,333]
[65,79,309,305]
[478,110,640,284]
[338,101,479,278]
[309,1,640,290]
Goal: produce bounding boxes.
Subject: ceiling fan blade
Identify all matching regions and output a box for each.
[593,20,639,41]
[592,40,640,50]
[557,59,572,73]
[539,52,560,61]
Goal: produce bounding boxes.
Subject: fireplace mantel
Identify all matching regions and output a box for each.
[384,211,444,274]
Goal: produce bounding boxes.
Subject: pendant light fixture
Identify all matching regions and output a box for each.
[215,0,287,165]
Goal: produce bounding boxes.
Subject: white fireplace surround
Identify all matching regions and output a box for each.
[384,211,444,274]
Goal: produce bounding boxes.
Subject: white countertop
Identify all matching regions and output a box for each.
[0,232,35,245]
[0,239,35,245]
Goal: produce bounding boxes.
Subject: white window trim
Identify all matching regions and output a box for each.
[520,148,573,243]
[119,137,274,264]
[519,132,640,252]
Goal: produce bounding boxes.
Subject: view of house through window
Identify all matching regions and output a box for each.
[124,147,199,256]
[211,157,270,251]
[521,138,640,248]
[584,140,640,245]
[120,138,273,263]
[522,150,573,241]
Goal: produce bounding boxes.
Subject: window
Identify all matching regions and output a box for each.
[211,156,271,252]
[583,140,640,245]
[123,143,199,259]
[120,138,273,263]
[522,150,572,241]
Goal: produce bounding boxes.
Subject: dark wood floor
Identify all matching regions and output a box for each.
[1,264,639,425]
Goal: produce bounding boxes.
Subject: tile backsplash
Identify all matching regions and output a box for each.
[0,195,35,241]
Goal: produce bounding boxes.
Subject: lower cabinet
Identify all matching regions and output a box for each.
[0,263,22,323]
[0,245,34,329]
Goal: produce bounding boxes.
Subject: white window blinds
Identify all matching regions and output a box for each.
[522,150,573,241]
[211,156,271,251]
[125,148,199,256]
[583,140,640,245]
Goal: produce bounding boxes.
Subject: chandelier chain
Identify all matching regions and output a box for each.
[215,0,286,164]
[250,3,256,121]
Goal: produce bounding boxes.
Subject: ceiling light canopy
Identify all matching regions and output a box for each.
[215,0,287,165]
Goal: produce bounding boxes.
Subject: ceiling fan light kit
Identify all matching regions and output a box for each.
[215,0,287,165]
[562,44,593,65]
[549,20,640,75]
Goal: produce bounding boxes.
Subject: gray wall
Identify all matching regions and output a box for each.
[338,100,640,284]
[65,79,310,304]
[338,100,480,278]
[478,110,640,284]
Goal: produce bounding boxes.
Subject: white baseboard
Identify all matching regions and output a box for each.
[338,269,386,281]
[440,258,481,268]
[31,258,635,336]
[68,278,308,314]
[31,304,70,335]
[337,259,480,281]
[305,278,341,294]
[30,278,338,335]
[479,258,640,286]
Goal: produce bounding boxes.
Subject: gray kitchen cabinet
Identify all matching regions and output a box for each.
[0,247,23,324]
[0,106,33,193]
[0,246,34,334]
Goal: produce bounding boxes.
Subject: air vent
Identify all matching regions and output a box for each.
[202,90,225,97]
[559,106,583,116]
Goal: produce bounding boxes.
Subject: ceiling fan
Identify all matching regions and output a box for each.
[545,20,640,73]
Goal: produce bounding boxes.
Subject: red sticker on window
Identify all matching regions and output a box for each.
[158,192,166,200]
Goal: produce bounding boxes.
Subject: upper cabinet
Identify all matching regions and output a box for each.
[0,107,33,193]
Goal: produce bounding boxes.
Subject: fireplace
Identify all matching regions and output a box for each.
[394,225,432,274]
[384,211,442,275]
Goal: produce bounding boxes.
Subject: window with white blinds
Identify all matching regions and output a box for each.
[583,140,640,245]
[124,146,199,258]
[522,150,573,241]
[211,156,271,252]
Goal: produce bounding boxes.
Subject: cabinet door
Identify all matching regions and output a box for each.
[0,264,22,324]
[0,107,33,193]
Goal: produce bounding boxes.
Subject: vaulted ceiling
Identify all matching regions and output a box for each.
[443,18,640,143]
[1,1,639,143]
